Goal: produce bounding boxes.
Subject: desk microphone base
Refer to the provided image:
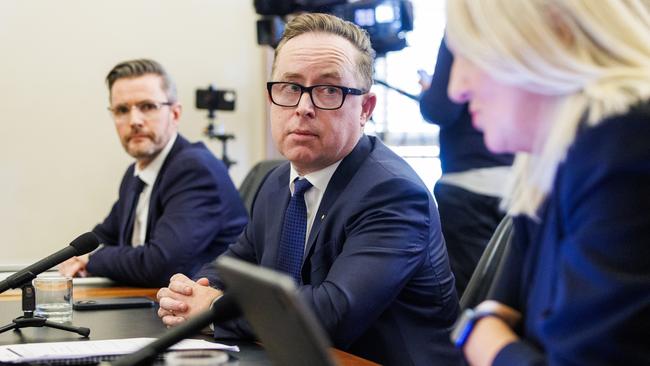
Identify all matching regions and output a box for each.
[0,314,90,337]
[0,283,90,337]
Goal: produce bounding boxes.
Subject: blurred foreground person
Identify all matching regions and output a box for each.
[446,0,650,365]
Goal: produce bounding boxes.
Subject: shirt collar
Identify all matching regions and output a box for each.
[289,160,342,194]
[134,133,178,186]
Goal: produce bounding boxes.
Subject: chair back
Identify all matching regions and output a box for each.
[239,159,286,215]
[459,215,514,310]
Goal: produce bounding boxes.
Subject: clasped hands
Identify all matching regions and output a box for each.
[156,273,223,327]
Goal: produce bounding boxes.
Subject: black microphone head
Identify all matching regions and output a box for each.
[69,232,100,255]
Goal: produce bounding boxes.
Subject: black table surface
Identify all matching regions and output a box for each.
[0,300,270,365]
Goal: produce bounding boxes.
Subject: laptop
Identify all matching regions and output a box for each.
[215,256,338,366]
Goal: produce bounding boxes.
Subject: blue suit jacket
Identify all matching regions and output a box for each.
[88,135,248,287]
[491,104,650,365]
[199,135,462,366]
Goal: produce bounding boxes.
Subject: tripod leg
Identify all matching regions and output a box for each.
[43,320,90,337]
[0,322,18,334]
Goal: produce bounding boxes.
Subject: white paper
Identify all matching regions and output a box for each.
[0,337,239,363]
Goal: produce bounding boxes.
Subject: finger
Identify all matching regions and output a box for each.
[168,280,194,296]
[157,306,177,319]
[196,277,210,287]
[162,314,187,327]
[156,287,170,301]
[57,266,68,276]
[61,262,81,278]
[169,273,192,283]
[158,297,188,312]
[158,286,190,301]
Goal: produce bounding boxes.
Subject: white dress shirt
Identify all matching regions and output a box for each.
[289,160,342,251]
[131,133,178,246]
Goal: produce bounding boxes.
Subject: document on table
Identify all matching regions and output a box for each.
[0,337,239,363]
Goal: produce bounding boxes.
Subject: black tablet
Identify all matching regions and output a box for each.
[215,256,338,366]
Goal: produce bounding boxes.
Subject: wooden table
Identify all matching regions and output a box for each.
[0,281,378,366]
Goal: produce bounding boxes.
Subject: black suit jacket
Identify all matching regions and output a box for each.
[89,135,248,287]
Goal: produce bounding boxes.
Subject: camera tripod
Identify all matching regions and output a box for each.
[0,283,90,337]
[204,109,236,170]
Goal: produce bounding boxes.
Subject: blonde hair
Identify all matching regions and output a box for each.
[272,13,375,91]
[447,0,650,217]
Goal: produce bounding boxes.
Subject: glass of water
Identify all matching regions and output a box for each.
[33,276,73,323]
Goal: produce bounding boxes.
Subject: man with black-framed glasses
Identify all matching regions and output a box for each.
[157,14,461,366]
[58,59,247,288]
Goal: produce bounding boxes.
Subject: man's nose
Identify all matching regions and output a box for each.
[127,106,145,125]
[295,90,316,116]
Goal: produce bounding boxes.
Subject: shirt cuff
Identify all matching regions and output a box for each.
[208,293,224,331]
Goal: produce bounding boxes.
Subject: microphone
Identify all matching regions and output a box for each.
[113,293,241,366]
[0,232,100,294]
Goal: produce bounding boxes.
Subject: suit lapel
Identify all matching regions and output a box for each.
[266,164,291,266]
[119,168,137,246]
[303,135,373,258]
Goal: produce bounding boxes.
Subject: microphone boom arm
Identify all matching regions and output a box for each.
[112,294,241,366]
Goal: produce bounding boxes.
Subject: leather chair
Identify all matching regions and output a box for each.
[238,159,286,215]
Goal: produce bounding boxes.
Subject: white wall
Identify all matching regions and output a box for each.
[0,0,268,266]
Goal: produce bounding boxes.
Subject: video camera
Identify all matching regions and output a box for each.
[195,85,236,112]
[254,0,414,56]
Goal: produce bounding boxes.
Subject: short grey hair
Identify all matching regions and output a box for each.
[106,59,177,102]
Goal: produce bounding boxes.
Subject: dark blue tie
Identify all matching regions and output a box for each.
[124,176,146,245]
[277,178,313,284]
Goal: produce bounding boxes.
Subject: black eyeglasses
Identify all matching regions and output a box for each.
[267,82,367,110]
[108,100,173,121]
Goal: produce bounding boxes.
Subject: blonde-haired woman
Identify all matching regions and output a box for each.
[445,0,650,365]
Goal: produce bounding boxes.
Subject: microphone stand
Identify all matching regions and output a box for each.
[0,283,90,337]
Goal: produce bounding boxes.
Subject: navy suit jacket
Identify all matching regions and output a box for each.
[491,104,650,365]
[88,135,248,287]
[199,135,462,366]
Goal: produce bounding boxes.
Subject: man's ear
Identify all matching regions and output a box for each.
[360,93,377,127]
[171,103,183,126]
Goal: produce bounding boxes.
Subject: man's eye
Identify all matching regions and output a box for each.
[286,84,301,93]
[316,86,341,96]
[139,102,157,112]
[114,106,130,115]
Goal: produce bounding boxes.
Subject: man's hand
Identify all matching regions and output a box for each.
[58,254,89,277]
[417,69,432,92]
[157,273,223,327]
